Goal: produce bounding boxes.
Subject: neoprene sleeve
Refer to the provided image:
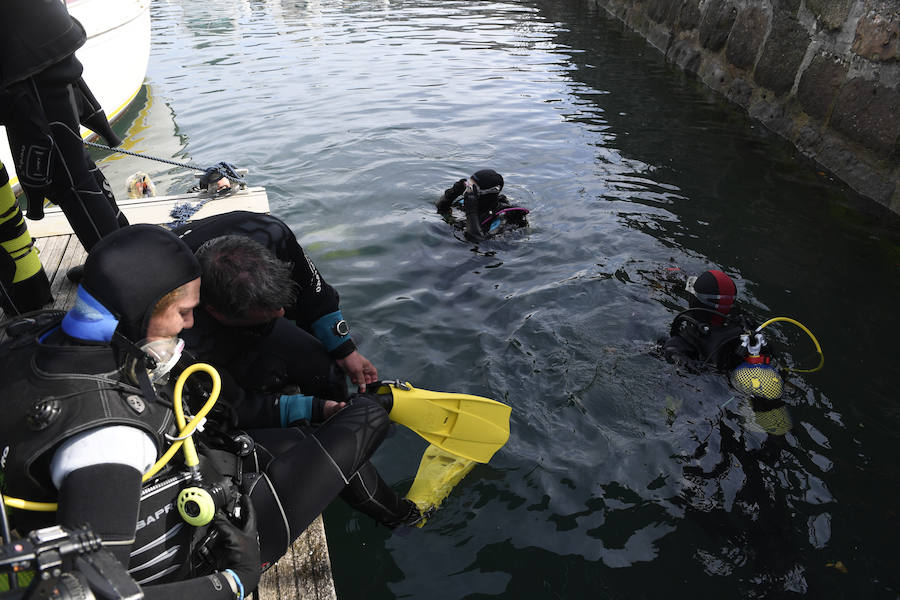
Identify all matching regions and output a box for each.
[278,394,314,426]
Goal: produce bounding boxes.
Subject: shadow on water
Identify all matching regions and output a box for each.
[109,0,900,597]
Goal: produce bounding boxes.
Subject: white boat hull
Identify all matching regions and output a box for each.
[0,0,151,188]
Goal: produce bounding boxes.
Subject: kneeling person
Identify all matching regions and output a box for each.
[174,211,377,400]
[0,225,417,600]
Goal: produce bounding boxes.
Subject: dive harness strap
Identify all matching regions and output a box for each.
[113,331,162,409]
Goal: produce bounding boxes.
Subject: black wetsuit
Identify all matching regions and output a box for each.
[173,212,354,400]
[0,0,127,251]
[0,314,410,599]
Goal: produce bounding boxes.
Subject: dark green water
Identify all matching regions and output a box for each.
[100,0,900,597]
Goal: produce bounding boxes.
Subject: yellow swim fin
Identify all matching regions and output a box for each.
[406,444,476,527]
[372,380,511,464]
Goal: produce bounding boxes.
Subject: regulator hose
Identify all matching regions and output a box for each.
[756,317,824,373]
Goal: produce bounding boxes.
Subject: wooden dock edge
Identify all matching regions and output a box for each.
[255,515,337,600]
[2,190,338,600]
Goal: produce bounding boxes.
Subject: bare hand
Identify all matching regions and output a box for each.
[322,400,347,419]
[336,350,378,393]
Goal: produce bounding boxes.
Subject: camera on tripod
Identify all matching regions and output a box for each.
[0,525,142,600]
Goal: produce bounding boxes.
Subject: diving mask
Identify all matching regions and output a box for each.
[467,178,502,197]
[129,337,185,384]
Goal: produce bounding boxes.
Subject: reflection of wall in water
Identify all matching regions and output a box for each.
[584,0,900,214]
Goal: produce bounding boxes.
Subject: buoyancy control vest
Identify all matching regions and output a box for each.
[0,313,175,506]
[454,193,529,237]
[0,162,51,314]
[0,313,245,584]
[668,312,746,370]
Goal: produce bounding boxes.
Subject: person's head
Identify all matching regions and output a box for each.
[686,269,737,316]
[68,224,201,343]
[195,235,297,327]
[145,280,201,340]
[469,169,504,201]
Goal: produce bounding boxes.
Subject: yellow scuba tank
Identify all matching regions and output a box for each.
[729,332,784,400]
[0,160,51,314]
[730,317,825,399]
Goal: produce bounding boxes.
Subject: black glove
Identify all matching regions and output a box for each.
[450,178,466,197]
[216,495,261,594]
[437,179,467,213]
[464,211,484,242]
[462,189,484,241]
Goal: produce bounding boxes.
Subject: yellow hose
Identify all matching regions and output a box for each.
[142,363,221,479]
[756,317,824,373]
[2,363,221,512]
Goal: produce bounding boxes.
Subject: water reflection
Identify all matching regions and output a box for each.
[118,0,900,597]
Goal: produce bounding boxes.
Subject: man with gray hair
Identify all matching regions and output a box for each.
[173,211,377,409]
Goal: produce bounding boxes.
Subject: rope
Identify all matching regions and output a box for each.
[84,141,205,171]
[85,142,247,228]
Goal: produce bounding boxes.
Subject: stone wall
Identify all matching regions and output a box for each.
[590,0,900,213]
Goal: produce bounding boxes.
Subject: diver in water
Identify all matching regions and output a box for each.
[0,225,419,600]
[436,169,529,242]
[659,268,827,438]
[662,269,760,372]
[172,211,377,400]
[662,269,794,435]
[0,0,127,252]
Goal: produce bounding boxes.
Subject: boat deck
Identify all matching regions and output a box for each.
[1,189,337,600]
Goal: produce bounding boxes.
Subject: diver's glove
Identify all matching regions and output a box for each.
[463,189,485,241]
[464,211,485,242]
[449,178,466,197]
[216,495,261,595]
[437,178,467,212]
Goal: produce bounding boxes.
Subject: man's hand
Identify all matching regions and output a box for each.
[322,400,347,419]
[337,350,378,392]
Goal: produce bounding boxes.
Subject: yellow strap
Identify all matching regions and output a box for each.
[1,173,43,281]
[1,227,43,282]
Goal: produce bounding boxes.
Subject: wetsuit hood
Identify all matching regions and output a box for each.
[80,224,200,341]
[688,270,736,317]
[471,169,503,199]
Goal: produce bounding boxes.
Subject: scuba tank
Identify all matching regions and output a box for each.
[728,328,790,436]
[729,331,784,401]
[0,161,52,314]
[727,318,824,436]
[729,316,824,401]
